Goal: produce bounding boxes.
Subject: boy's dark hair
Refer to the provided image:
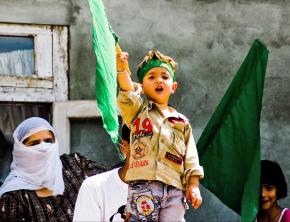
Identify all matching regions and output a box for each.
[110,125,130,169]
[121,124,130,143]
[137,50,177,73]
[261,160,287,199]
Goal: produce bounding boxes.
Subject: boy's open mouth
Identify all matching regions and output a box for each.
[155,86,163,92]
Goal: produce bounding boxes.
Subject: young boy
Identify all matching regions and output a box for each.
[117,50,204,221]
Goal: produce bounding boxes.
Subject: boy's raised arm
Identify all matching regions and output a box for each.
[117,52,134,91]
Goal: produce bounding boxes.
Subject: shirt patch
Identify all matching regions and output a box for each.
[168,117,186,125]
[136,195,155,216]
[129,160,149,169]
[132,117,153,140]
[132,140,148,159]
[132,130,153,140]
[168,117,187,133]
[165,152,183,165]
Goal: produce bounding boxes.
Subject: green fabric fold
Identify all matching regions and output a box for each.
[88,0,119,144]
[197,39,269,222]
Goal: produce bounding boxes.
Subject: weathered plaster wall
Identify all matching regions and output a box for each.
[0,0,289,221]
[102,2,290,220]
[103,2,290,220]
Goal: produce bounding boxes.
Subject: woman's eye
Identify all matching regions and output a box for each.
[148,76,154,79]
[162,76,169,80]
[44,138,55,143]
[264,185,275,191]
[30,141,41,146]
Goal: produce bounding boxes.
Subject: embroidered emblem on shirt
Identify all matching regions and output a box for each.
[132,140,148,159]
[165,152,183,164]
[132,117,153,140]
[135,195,155,216]
[129,159,149,169]
[168,117,186,124]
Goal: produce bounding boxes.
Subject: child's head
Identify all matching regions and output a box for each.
[261,160,287,200]
[137,50,178,105]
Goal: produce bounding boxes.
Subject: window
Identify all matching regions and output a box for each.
[0,23,68,102]
[0,36,35,76]
[53,101,120,165]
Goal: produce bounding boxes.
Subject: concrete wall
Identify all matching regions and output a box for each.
[0,0,289,221]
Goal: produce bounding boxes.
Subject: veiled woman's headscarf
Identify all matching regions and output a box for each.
[0,117,64,197]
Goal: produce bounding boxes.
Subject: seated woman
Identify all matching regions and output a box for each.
[0,117,108,221]
[257,160,289,222]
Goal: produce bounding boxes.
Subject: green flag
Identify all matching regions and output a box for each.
[88,0,119,144]
[197,40,268,222]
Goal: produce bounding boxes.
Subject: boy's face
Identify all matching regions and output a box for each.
[141,67,178,105]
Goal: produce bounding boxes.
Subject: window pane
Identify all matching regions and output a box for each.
[0,36,35,76]
[70,119,121,167]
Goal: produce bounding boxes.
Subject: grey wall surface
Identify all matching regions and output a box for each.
[0,0,289,221]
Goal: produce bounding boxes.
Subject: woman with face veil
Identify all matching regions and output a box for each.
[0,117,107,221]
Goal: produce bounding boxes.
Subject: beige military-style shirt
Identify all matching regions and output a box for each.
[117,88,204,190]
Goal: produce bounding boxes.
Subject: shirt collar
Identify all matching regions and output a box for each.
[145,99,186,120]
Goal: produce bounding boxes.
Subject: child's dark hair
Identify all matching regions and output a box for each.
[121,124,130,143]
[110,125,130,169]
[261,160,287,199]
[137,50,177,73]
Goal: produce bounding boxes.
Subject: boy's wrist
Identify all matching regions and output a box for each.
[117,69,126,73]
[187,176,200,188]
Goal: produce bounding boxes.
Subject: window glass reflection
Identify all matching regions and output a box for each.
[0,36,34,76]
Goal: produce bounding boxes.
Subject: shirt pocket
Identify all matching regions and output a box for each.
[170,129,186,157]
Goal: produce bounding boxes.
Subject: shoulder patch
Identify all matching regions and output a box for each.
[168,116,189,125]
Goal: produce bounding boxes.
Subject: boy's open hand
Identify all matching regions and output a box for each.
[186,184,202,209]
[116,52,129,72]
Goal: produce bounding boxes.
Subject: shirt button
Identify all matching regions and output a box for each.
[160,138,165,143]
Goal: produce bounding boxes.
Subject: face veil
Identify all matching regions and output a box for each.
[0,117,64,197]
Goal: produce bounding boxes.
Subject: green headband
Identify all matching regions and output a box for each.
[137,59,176,83]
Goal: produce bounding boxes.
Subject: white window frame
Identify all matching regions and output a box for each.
[53,100,101,154]
[0,23,68,102]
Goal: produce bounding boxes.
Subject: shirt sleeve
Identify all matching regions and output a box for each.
[181,124,204,186]
[117,85,143,126]
[73,178,102,222]
[282,209,290,222]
